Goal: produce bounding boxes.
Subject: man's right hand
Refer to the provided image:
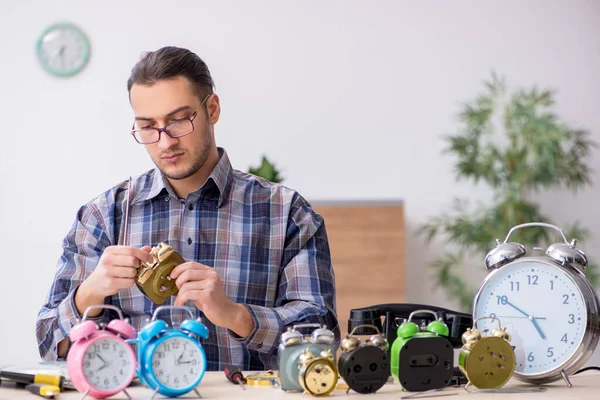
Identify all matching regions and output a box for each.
[75,245,153,317]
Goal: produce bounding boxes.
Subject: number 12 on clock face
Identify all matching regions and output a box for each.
[473,260,588,377]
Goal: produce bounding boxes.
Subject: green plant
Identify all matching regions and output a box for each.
[248,155,284,183]
[419,72,598,312]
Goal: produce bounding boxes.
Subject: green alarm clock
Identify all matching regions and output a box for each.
[36,22,91,77]
[390,309,454,392]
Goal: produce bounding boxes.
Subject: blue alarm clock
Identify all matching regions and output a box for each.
[128,306,209,398]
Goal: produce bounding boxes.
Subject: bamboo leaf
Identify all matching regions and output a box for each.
[419,72,597,312]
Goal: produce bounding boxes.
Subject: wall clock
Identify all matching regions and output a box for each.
[36,22,91,77]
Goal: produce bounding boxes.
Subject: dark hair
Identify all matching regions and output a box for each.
[127,46,215,101]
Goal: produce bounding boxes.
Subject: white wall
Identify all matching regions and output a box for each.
[1,0,600,368]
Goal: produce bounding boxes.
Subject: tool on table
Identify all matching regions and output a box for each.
[25,383,61,398]
[0,370,64,391]
[400,388,458,399]
[464,386,547,394]
[224,364,246,390]
[246,371,279,387]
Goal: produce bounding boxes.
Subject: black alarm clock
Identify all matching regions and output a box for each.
[338,324,390,394]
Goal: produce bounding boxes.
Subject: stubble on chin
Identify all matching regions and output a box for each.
[152,124,215,181]
[154,146,212,181]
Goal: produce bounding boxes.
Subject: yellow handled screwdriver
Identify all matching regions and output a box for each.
[0,371,64,390]
[25,383,61,398]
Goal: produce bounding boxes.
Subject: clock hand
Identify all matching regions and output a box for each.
[504,300,529,317]
[58,46,66,69]
[504,299,546,339]
[492,315,547,320]
[530,318,546,339]
[95,354,108,371]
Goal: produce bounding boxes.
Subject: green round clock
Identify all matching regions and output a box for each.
[36,22,91,77]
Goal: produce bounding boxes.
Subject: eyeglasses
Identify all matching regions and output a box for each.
[131,94,211,144]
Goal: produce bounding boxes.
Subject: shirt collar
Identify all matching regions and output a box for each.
[132,147,233,208]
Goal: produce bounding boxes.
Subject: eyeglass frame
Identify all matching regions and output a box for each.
[130,93,212,144]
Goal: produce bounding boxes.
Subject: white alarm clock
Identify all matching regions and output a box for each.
[473,222,600,386]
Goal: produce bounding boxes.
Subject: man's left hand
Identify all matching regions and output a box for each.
[170,262,254,337]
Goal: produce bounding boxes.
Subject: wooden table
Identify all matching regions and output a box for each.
[1,370,599,399]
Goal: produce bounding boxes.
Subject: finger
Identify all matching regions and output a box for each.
[180,280,211,291]
[107,255,143,268]
[170,262,211,279]
[128,247,155,263]
[108,265,138,279]
[140,245,152,253]
[175,288,204,307]
[108,246,154,263]
[175,268,216,289]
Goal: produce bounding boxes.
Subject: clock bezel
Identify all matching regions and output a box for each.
[472,256,600,384]
[299,357,338,396]
[36,22,91,77]
[142,332,206,396]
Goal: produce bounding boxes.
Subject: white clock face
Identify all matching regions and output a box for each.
[473,260,587,376]
[151,336,205,389]
[37,24,90,76]
[83,338,135,390]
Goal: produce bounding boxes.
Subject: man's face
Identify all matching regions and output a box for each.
[130,76,218,181]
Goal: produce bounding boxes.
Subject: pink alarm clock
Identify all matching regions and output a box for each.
[67,304,137,399]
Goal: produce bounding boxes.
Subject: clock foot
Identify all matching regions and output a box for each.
[122,388,132,399]
[560,370,573,388]
[81,389,90,400]
[151,387,160,399]
[193,387,202,398]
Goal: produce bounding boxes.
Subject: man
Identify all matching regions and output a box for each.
[36,46,339,371]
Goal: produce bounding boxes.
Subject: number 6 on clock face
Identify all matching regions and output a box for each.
[473,223,600,385]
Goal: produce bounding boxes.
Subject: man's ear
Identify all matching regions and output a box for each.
[207,93,221,124]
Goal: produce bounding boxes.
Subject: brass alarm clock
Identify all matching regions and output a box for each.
[278,324,338,395]
[458,316,515,389]
[473,222,600,386]
[135,242,184,305]
[121,179,185,306]
[297,348,338,396]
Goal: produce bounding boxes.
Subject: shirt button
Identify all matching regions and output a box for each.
[165,197,170,202]
[188,204,194,211]
[187,238,192,245]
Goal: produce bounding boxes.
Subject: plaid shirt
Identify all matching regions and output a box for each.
[36,148,339,371]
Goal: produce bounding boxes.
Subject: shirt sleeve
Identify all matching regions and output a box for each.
[36,203,111,361]
[229,193,340,355]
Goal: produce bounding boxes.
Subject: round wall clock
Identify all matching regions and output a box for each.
[36,22,91,77]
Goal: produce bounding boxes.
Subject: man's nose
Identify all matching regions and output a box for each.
[156,128,178,149]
